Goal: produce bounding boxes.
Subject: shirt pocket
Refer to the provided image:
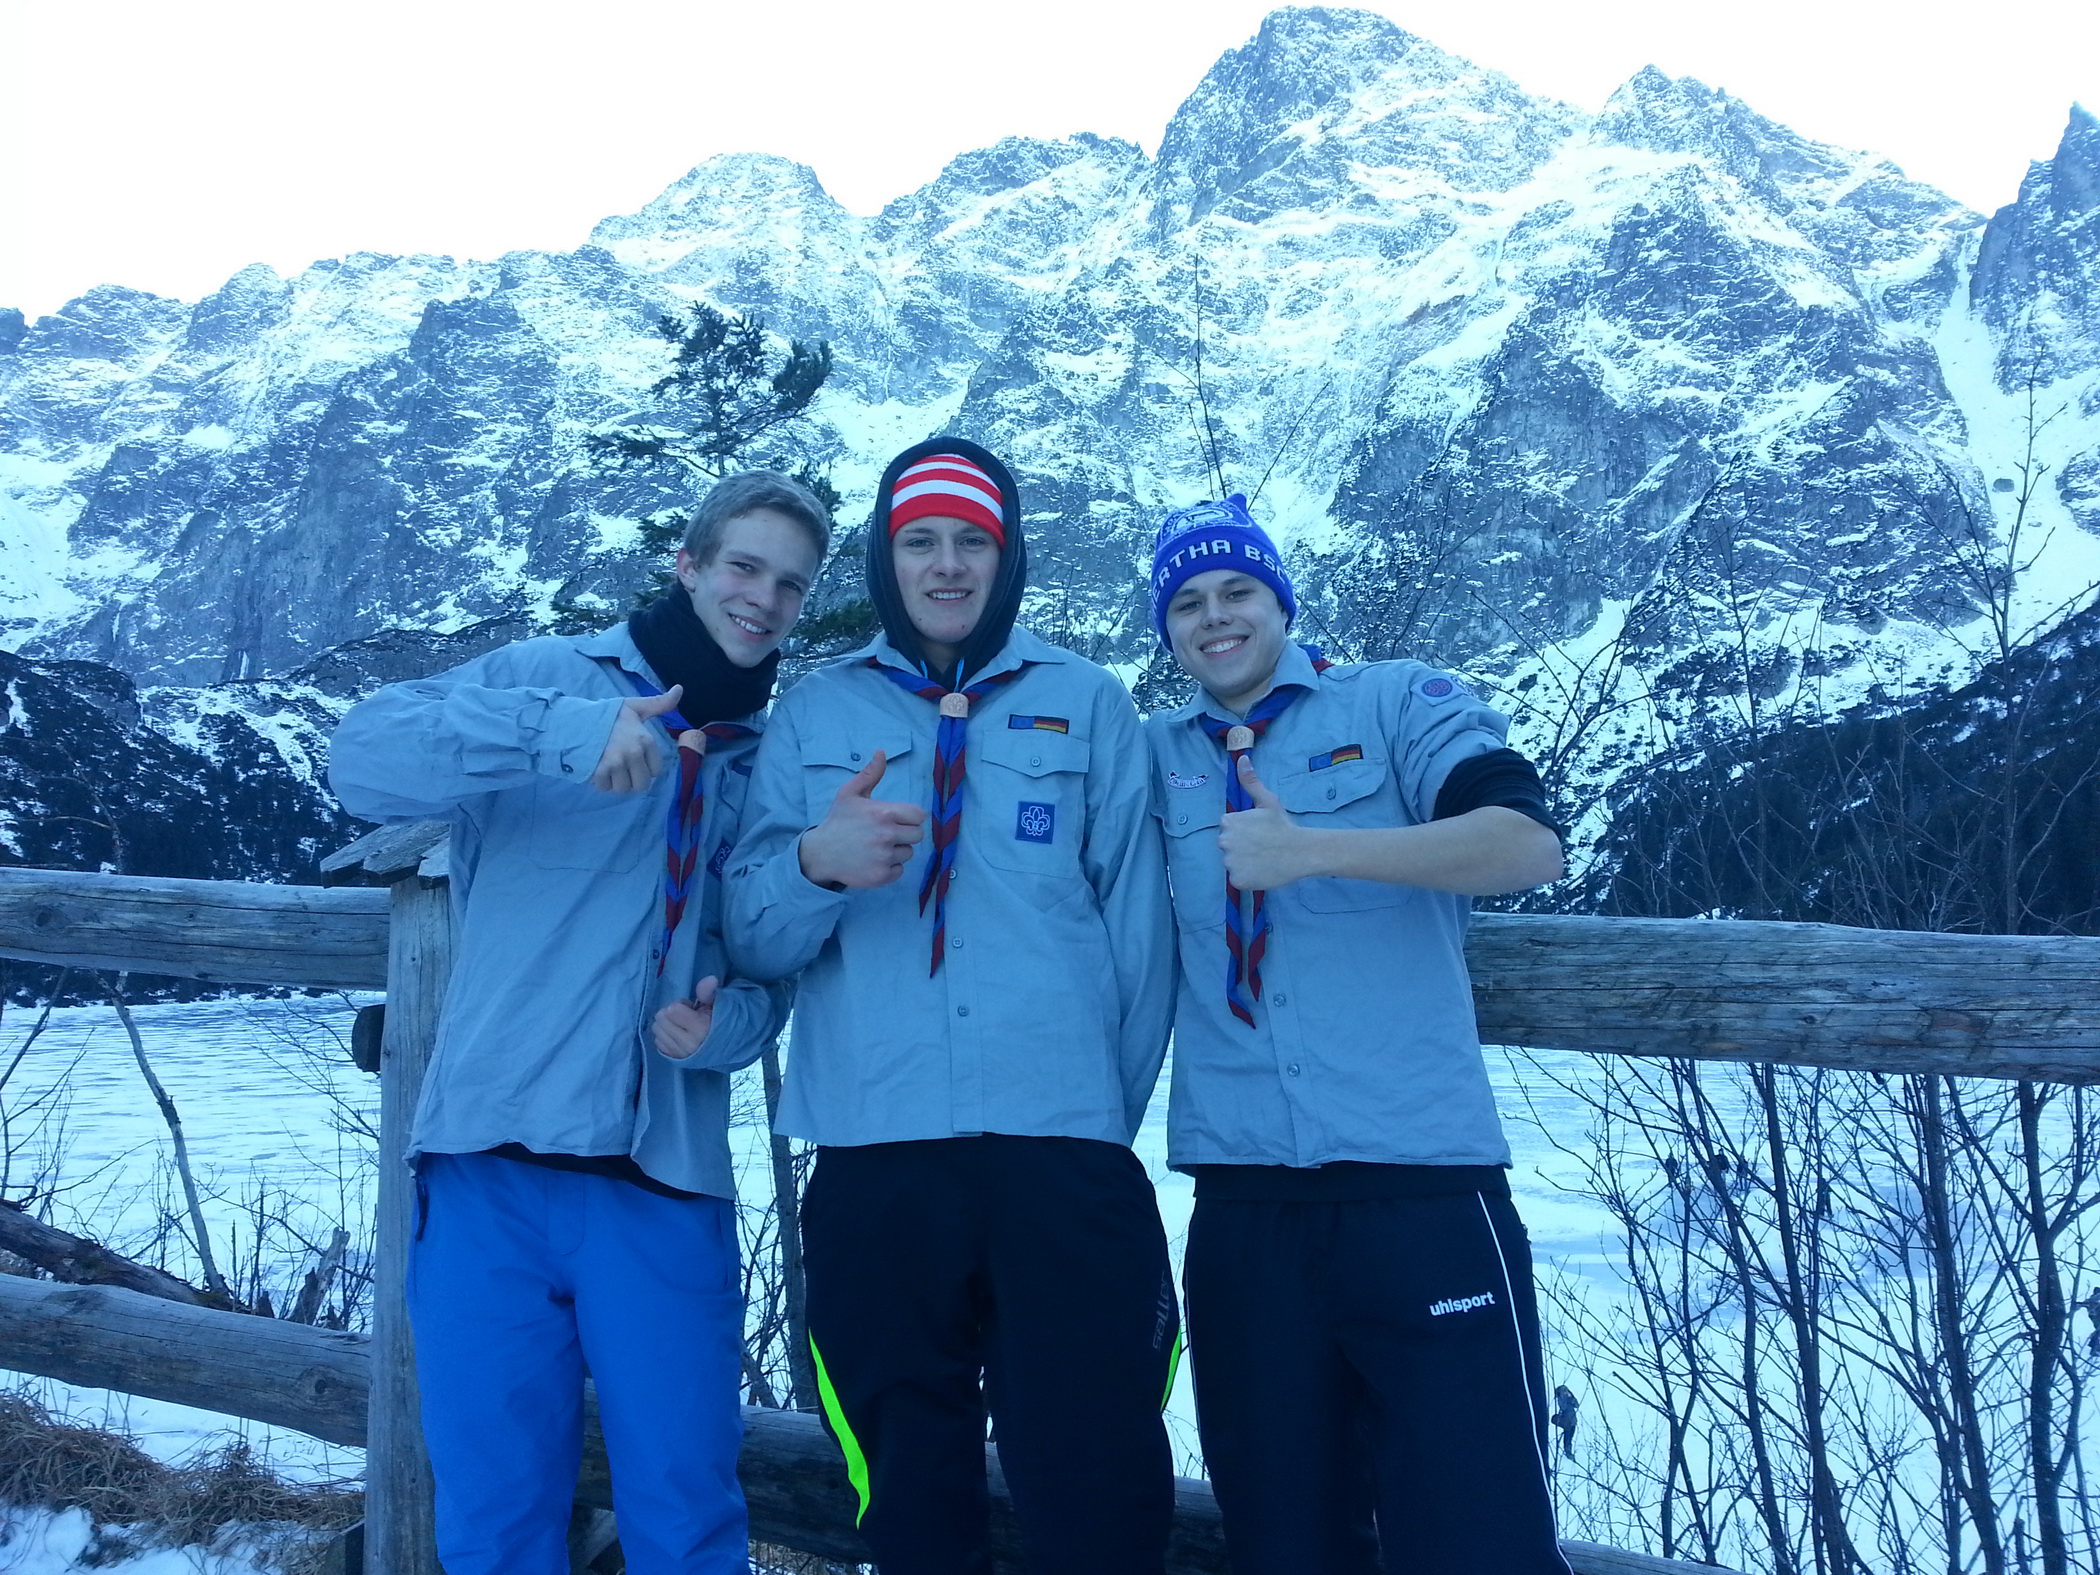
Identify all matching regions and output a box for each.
[800,728,918,825]
[707,749,754,863]
[527,775,657,872]
[972,728,1091,882]
[1157,789,1226,932]
[1275,753,1407,912]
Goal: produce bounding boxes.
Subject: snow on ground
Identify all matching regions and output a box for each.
[2,996,376,1513]
[0,1505,290,1574]
[0,996,1625,1541]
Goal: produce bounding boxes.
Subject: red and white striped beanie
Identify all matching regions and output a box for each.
[887,453,1006,544]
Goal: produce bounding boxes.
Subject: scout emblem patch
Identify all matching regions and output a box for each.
[1418,675,1470,701]
[1308,744,1364,771]
[1016,802,1055,843]
[1167,771,1209,790]
[1008,715,1070,733]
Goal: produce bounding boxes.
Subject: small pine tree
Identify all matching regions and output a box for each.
[549,307,841,630]
[586,304,833,478]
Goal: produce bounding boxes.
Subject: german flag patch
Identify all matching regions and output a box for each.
[1308,744,1364,771]
[1008,715,1070,733]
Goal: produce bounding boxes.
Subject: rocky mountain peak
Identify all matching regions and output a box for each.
[885,133,1145,215]
[1972,103,2100,378]
[1600,67,1875,204]
[2034,104,2100,227]
[1151,6,1572,225]
[181,263,293,357]
[589,153,854,276]
[20,284,189,369]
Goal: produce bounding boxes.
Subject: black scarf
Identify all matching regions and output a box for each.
[864,435,1029,686]
[625,590,778,725]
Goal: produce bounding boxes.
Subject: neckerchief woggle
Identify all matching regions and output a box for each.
[1200,647,1332,1026]
[622,671,755,977]
[870,657,1026,976]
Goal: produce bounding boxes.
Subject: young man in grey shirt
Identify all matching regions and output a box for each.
[1144,495,1570,1574]
[720,438,1178,1575]
[329,472,828,1574]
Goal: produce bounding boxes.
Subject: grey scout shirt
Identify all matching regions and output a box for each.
[1146,643,1513,1170]
[327,625,788,1198]
[724,627,1174,1149]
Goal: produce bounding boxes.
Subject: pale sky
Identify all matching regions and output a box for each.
[5,0,2095,321]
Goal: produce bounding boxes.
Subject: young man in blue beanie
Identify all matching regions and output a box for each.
[1144,495,1572,1574]
[720,438,1179,1575]
[328,471,829,1574]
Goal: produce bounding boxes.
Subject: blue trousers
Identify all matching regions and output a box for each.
[408,1152,749,1575]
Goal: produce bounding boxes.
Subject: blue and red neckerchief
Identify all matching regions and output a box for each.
[625,672,755,977]
[1199,648,1333,1026]
[870,658,1025,976]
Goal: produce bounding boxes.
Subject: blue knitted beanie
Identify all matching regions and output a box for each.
[1149,494,1296,648]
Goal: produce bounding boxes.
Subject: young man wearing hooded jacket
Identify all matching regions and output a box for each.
[327,471,829,1575]
[1144,496,1571,1574]
[718,438,1179,1575]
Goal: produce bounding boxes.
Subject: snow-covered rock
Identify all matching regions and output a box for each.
[0,647,350,885]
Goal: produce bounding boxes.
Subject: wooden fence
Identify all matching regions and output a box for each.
[5,845,2099,1573]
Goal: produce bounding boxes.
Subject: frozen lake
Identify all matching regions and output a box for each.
[0,996,1626,1487]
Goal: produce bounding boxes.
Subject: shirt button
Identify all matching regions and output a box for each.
[957,1005,971,1017]
[1286,1063,1302,1077]
[1326,787,1337,800]
[1031,754,1042,766]
[1272,993,1287,1006]
[562,763,574,773]
[1176,813,1188,825]
[950,936,964,949]
[850,751,862,762]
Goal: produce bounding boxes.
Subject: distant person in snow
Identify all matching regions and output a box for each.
[1143,495,1570,1574]
[716,438,1179,1575]
[327,472,830,1575]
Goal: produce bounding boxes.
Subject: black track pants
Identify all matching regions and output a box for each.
[1184,1191,1571,1575]
[801,1135,1178,1575]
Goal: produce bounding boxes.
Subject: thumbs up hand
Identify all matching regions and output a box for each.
[592,685,683,793]
[1219,755,1315,890]
[652,976,718,1060]
[797,749,928,890]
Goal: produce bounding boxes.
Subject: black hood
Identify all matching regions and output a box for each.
[864,436,1029,686]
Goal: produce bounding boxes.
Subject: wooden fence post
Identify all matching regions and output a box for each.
[365,867,452,1575]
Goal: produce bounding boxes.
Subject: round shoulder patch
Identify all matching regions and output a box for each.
[1418,675,1469,701]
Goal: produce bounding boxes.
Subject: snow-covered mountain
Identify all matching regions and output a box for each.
[2,6,2096,881]
[0,646,351,885]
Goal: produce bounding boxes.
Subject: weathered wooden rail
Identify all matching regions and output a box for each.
[0,867,390,989]
[7,864,2098,1082]
[6,851,2096,1573]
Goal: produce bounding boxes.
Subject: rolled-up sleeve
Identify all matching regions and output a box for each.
[328,644,624,822]
[1389,671,1511,827]
[1082,685,1175,1140]
[723,697,851,984]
